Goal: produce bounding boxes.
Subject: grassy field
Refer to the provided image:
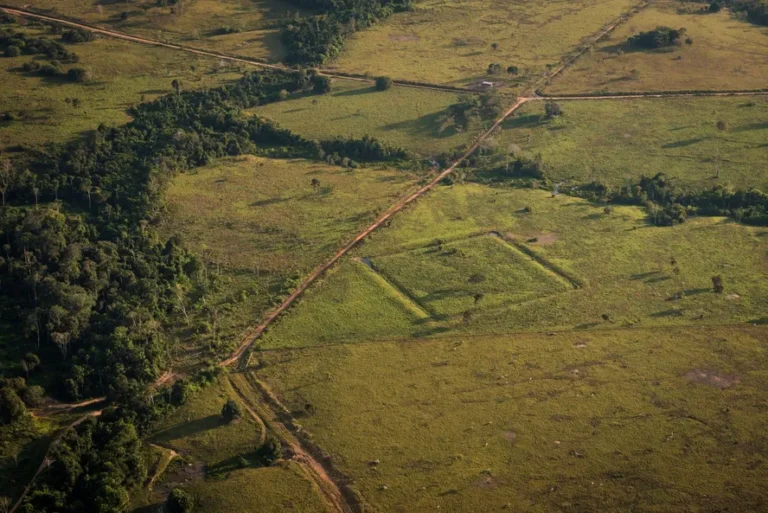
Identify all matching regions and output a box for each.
[253,79,477,157]
[330,0,640,88]
[188,463,329,513]
[149,377,263,465]
[0,25,240,152]
[259,184,768,349]
[4,0,293,61]
[164,155,421,274]
[546,2,768,93]
[370,234,572,317]
[257,326,768,513]
[497,97,768,190]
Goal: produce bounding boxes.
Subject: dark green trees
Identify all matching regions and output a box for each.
[222,399,242,422]
[375,76,393,91]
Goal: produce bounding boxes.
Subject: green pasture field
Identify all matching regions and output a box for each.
[0,25,240,152]
[330,0,640,88]
[164,155,421,274]
[149,377,263,465]
[370,234,572,317]
[259,184,768,349]
[256,326,768,513]
[188,463,328,513]
[253,79,477,157]
[496,96,768,190]
[546,2,768,93]
[3,0,293,61]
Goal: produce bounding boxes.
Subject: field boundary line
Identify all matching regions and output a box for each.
[352,258,436,320]
[0,6,478,94]
[490,232,585,289]
[229,374,359,513]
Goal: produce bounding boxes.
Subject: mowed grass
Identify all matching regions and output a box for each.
[370,235,572,317]
[253,79,476,156]
[547,1,768,93]
[0,25,240,152]
[331,0,640,88]
[164,155,421,274]
[149,377,263,465]
[4,0,293,61]
[259,184,768,348]
[188,463,328,513]
[497,97,768,190]
[256,326,768,513]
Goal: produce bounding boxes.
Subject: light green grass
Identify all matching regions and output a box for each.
[4,0,293,61]
[260,184,768,347]
[253,79,476,156]
[164,155,421,273]
[189,463,328,513]
[370,235,571,317]
[257,326,768,513]
[331,0,640,87]
[260,259,429,349]
[497,97,768,190]
[0,25,240,152]
[547,2,768,93]
[149,377,263,465]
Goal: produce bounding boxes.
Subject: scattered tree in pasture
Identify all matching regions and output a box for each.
[712,275,724,293]
[171,79,182,93]
[545,101,563,118]
[376,76,393,91]
[167,488,195,513]
[222,399,242,422]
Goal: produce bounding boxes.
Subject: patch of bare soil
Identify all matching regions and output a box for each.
[683,369,741,389]
[503,430,517,443]
[389,34,420,42]
[474,475,496,489]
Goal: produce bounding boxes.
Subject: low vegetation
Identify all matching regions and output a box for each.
[546,2,768,92]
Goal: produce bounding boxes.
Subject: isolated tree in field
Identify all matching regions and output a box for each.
[258,436,282,464]
[375,76,393,91]
[712,275,724,293]
[709,1,722,12]
[312,75,332,94]
[221,399,241,422]
[491,42,499,51]
[474,293,484,304]
[487,63,502,75]
[506,65,519,74]
[171,79,182,93]
[166,488,194,513]
[462,310,473,325]
[545,101,563,118]
[311,178,321,192]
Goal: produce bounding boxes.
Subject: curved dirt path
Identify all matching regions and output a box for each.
[228,375,349,513]
[146,444,179,491]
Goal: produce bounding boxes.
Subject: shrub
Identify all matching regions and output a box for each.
[312,75,332,94]
[22,61,41,72]
[166,488,194,513]
[506,65,519,74]
[257,437,282,465]
[709,1,722,12]
[38,63,62,77]
[22,385,45,408]
[66,67,92,83]
[627,26,686,49]
[221,399,241,422]
[544,101,563,118]
[61,28,96,43]
[4,45,20,58]
[375,76,393,91]
[487,63,502,75]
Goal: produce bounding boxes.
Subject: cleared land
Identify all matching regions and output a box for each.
[188,464,329,513]
[254,79,477,157]
[164,155,421,274]
[260,185,768,349]
[257,326,768,513]
[331,0,640,88]
[0,25,239,152]
[497,96,768,190]
[3,0,292,61]
[547,2,768,93]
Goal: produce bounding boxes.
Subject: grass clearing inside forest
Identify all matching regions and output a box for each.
[498,97,768,190]
[256,326,768,513]
[253,79,477,157]
[331,0,640,88]
[546,2,768,93]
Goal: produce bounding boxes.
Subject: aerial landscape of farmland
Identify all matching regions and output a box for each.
[0,0,766,512]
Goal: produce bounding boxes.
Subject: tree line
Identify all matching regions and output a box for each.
[281,0,413,65]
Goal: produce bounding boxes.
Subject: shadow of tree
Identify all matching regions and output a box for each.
[151,415,223,443]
